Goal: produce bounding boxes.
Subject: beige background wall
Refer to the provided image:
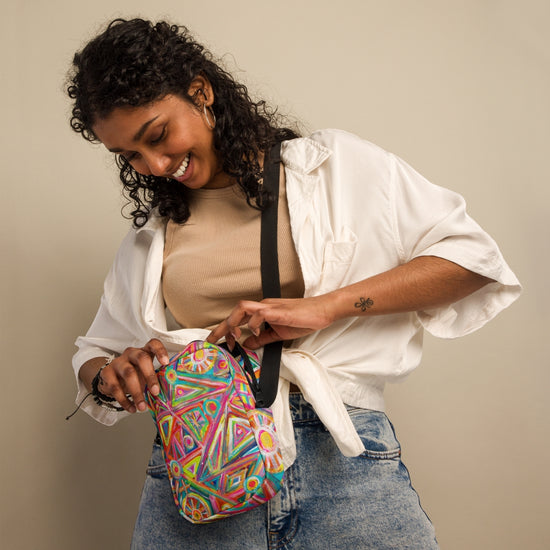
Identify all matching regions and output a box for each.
[1,1,548,548]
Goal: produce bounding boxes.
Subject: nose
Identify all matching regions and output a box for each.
[143,152,171,177]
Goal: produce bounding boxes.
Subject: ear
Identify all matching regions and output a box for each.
[187,75,214,107]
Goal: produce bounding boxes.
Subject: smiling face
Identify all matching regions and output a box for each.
[92,78,233,190]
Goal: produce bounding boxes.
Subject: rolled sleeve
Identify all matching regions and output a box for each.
[390,153,521,338]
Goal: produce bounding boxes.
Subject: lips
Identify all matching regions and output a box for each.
[171,153,190,179]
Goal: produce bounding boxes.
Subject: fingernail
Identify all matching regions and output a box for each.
[138,402,147,412]
[151,384,160,396]
[129,405,137,414]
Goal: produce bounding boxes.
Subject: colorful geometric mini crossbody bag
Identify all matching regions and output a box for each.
[145,340,284,523]
[145,142,285,523]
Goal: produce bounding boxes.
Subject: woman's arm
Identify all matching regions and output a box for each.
[207,256,493,349]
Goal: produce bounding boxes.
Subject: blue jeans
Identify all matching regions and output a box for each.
[131,394,438,549]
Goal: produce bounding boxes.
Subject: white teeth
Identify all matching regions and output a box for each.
[172,154,190,178]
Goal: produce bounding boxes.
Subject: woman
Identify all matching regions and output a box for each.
[68,18,520,549]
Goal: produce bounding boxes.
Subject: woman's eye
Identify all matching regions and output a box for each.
[150,126,166,145]
[121,152,139,163]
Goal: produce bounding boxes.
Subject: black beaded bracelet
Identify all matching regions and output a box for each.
[65,357,123,420]
[91,358,125,412]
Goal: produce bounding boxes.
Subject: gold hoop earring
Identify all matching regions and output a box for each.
[203,103,216,130]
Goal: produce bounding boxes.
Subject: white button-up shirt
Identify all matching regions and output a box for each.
[72,130,521,467]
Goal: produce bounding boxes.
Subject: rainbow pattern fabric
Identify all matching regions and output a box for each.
[145,340,284,523]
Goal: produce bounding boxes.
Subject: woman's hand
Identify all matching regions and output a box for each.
[207,296,336,349]
[80,338,169,414]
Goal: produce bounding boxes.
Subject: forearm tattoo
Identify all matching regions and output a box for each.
[354,297,374,311]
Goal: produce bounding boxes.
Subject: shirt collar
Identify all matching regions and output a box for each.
[281,135,332,174]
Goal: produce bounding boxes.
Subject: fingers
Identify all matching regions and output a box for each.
[142,338,169,396]
[208,296,333,350]
[207,300,261,343]
[243,324,316,349]
[144,338,170,366]
[97,361,140,413]
[207,299,300,345]
[98,338,167,413]
[242,326,281,349]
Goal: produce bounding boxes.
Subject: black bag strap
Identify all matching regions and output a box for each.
[255,141,283,408]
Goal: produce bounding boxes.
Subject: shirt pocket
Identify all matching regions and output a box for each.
[315,228,358,295]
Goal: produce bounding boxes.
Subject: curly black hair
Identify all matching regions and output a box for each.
[67,18,300,227]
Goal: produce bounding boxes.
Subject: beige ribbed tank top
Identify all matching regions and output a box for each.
[162,171,305,330]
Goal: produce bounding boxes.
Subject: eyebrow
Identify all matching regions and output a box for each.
[107,115,161,153]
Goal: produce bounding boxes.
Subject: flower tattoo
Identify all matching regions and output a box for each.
[354,297,374,311]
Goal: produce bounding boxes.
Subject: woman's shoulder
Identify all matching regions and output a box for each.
[110,213,166,270]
